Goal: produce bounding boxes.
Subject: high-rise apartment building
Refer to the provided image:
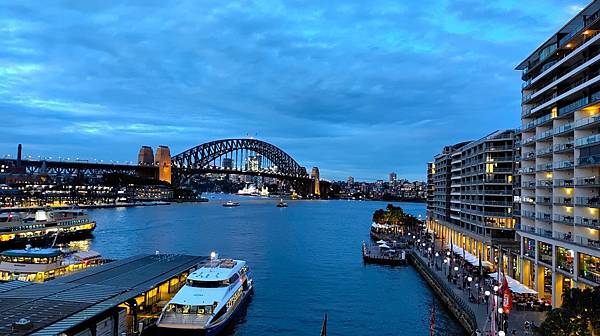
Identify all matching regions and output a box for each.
[389,172,397,184]
[516,1,600,306]
[428,130,517,269]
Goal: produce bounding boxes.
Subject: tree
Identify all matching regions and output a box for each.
[537,286,600,336]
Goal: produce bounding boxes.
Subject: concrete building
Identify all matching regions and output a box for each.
[389,172,397,184]
[516,1,600,306]
[427,130,517,272]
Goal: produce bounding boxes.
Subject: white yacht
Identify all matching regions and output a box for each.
[157,255,254,335]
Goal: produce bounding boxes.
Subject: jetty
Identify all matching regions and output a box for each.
[362,241,407,266]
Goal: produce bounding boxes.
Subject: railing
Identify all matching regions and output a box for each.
[519,167,535,174]
[575,113,600,129]
[523,151,536,160]
[553,142,574,152]
[536,228,554,238]
[537,147,553,156]
[536,163,553,171]
[554,160,574,169]
[553,121,574,136]
[575,133,600,147]
[536,130,553,140]
[575,176,600,186]
[576,235,600,250]
[575,197,600,207]
[575,216,600,228]
[522,181,536,188]
[555,197,573,205]
[554,178,574,187]
[536,180,553,187]
[577,154,600,167]
[521,211,536,219]
[536,197,553,205]
[559,96,588,116]
[554,214,574,224]
[553,231,574,243]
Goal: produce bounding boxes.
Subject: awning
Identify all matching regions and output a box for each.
[446,244,493,268]
[487,272,538,294]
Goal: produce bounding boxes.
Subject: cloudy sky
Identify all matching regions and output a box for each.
[0,1,586,181]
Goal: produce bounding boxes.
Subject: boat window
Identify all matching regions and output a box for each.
[186,279,229,288]
[167,304,213,315]
[229,273,239,284]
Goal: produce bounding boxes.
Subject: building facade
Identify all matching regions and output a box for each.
[516,2,600,306]
[427,131,517,271]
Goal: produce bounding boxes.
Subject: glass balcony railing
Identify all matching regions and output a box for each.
[575,114,600,129]
[553,160,574,169]
[554,178,574,187]
[554,214,574,224]
[536,147,553,156]
[536,130,553,140]
[553,142,574,152]
[578,154,600,167]
[575,216,600,228]
[536,228,554,238]
[553,122,573,136]
[575,176,600,186]
[536,197,553,205]
[536,163,553,171]
[554,197,573,205]
[554,231,574,243]
[536,180,553,187]
[575,197,600,207]
[576,235,600,250]
[521,211,536,219]
[575,134,600,147]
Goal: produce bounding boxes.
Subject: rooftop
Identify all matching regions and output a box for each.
[188,259,244,281]
[0,253,206,336]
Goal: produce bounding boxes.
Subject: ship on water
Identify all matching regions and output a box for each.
[0,209,96,248]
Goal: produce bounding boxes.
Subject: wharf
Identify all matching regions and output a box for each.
[0,253,207,336]
[0,201,171,213]
[362,242,407,266]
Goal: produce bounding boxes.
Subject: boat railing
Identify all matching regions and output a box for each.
[158,312,212,326]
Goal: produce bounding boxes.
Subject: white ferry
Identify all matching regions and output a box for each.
[0,246,104,282]
[157,254,253,335]
[0,209,96,248]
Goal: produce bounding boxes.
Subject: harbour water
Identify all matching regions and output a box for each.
[70,196,465,336]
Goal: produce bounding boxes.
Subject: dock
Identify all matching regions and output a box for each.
[362,242,407,266]
[0,253,207,336]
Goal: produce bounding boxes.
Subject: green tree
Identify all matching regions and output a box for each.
[537,286,600,336]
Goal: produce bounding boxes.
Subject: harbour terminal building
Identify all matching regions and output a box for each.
[427,130,518,277]
[516,1,600,306]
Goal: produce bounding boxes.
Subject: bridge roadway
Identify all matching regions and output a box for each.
[0,254,207,336]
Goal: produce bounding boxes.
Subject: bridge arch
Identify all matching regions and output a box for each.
[171,139,308,178]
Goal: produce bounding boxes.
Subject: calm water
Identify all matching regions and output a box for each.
[74,196,465,336]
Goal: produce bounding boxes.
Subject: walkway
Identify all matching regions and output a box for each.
[412,249,545,335]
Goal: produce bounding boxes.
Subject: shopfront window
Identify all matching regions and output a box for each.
[579,253,600,284]
[538,241,552,265]
[524,237,535,258]
[556,246,574,274]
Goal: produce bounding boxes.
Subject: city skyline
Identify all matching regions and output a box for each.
[0,1,585,180]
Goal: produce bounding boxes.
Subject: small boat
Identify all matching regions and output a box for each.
[157,253,254,335]
[222,201,240,207]
[276,199,288,208]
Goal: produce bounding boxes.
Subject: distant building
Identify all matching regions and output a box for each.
[222,158,234,169]
[389,172,397,183]
[347,176,354,187]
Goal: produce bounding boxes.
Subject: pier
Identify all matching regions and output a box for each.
[0,253,207,336]
[362,242,407,266]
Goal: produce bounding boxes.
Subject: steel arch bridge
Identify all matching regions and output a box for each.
[171,138,309,179]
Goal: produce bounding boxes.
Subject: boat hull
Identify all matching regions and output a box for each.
[0,225,96,250]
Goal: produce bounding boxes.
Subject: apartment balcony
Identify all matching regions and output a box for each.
[536,130,553,141]
[575,113,600,130]
[522,136,536,146]
[575,196,600,208]
[554,178,574,187]
[553,122,574,136]
[522,197,535,205]
[575,133,600,148]
[575,176,600,187]
[553,231,575,244]
[536,163,553,172]
[554,214,575,224]
[575,235,600,250]
[553,142,575,153]
[523,151,536,161]
[554,160,575,170]
[521,210,536,219]
[522,181,536,189]
[577,154,600,167]
[519,167,536,174]
[536,147,553,158]
[575,216,600,228]
[536,212,553,222]
[536,180,553,188]
[484,144,514,151]
[536,196,553,206]
[554,197,574,206]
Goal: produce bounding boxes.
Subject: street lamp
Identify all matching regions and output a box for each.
[498,331,505,336]
[484,290,491,314]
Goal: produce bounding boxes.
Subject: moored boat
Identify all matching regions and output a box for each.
[276,199,288,208]
[222,201,240,207]
[156,254,254,335]
[0,245,104,282]
[0,209,96,248]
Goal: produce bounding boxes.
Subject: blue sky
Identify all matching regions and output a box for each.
[0,1,586,181]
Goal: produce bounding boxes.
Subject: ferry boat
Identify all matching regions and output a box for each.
[157,255,254,335]
[0,246,104,282]
[0,209,96,248]
[222,201,240,207]
[276,199,288,208]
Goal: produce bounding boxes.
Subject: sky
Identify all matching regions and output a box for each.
[0,1,587,181]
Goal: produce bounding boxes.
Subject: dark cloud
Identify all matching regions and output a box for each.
[0,0,582,180]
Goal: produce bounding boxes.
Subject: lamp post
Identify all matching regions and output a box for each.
[467,276,472,296]
[484,290,490,314]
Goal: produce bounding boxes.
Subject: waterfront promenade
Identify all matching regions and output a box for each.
[412,248,544,335]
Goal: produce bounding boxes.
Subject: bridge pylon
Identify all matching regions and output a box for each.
[311,167,320,197]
